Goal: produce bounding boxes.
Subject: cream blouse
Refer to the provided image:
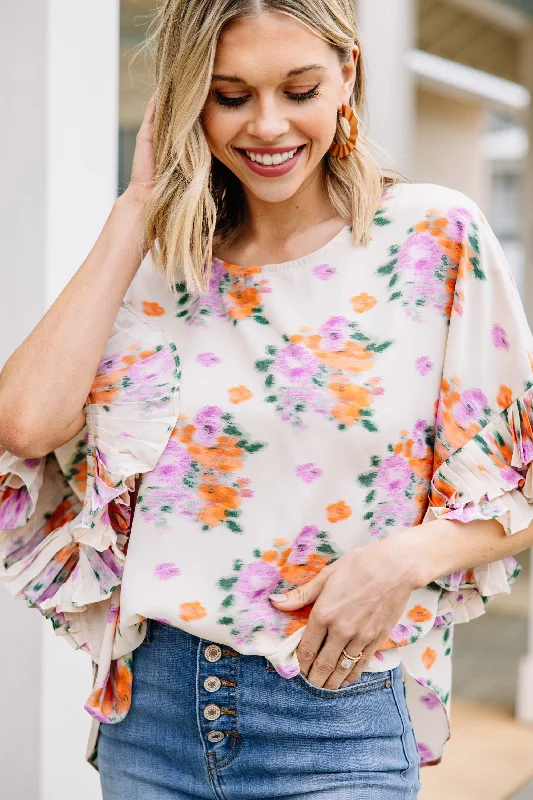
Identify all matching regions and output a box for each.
[1,182,530,768]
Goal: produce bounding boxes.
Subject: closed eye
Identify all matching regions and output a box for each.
[213,84,321,108]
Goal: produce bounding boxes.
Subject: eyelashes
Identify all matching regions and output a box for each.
[213,84,320,108]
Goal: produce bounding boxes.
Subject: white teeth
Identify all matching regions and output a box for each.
[244,147,299,165]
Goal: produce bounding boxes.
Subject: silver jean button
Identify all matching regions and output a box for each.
[207,730,225,743]
[204,644,222,663]
[204,675,222,692]
[203,704,221,721]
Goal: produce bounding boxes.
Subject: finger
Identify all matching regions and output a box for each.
[322,638,366,690]
[144,92,157,124]
[296,615,327,678]
[137,93,157,142]
[340,638,381,686]
[269,569,329,611]
[306,634,347,689]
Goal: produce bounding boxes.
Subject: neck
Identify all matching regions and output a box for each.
[240,166,338,246]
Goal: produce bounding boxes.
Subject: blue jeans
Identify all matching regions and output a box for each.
[98,620,420,799]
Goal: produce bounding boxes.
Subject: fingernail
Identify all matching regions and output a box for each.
[269,593,288,603]
[340,680,350,688]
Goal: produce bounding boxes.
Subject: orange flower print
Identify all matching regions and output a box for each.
[174,261,271,326]
[283,606,314,636]
[142,301,165,317]
[89,340,176,407]
[422,647,437,670]
[351,293,377,313]
[61,432,89,497]
[358,420,434,538]
[433,374,491,469]
[255,317,391,431]
[408,605,432,623]
[280,553,331,584]
[497,384,513,410]
[86,655,133,723]
[180,601,207,622]
[138,407,265,533]
[330,382,373,426]
[376,206,483,322]
[326,501,352,523]
[217,528,342,646]
[228,385,253,404]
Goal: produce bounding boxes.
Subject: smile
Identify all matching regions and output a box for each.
[244,148,299,165]
[236,145,305,177]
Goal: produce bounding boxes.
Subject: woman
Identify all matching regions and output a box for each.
[1,1,533,797]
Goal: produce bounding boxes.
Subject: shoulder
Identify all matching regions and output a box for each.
[387,181,484,223]
[125,250,185,322]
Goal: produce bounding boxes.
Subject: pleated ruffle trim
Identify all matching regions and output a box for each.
[424,386,533,623]
[0,302,181,723]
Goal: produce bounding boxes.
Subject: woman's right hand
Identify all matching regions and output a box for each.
[123,93,157,206]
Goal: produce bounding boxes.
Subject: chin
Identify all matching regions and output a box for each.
[243,179,306,204]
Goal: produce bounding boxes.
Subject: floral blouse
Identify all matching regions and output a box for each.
[1,182,531,769]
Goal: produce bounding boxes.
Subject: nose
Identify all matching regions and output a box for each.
[246,97,290,143]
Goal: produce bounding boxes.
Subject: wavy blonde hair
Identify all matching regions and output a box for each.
[143,0,407,293]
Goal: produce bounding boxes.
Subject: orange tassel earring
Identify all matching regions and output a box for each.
[329,104,358,158]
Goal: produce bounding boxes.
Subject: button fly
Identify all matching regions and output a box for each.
[203,704,221,721]
[204,675,221,692]
[204,644,222,662]
[207,730,225,743]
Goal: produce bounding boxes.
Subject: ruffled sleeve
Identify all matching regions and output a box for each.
[0,302,180,721]
[423,200,533,623]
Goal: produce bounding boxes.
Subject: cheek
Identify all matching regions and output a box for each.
[202,106,239,159]
[299,106,338,152]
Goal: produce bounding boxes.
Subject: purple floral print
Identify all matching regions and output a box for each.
[415,356,433,376]
[312,263,336,281]
[295,463,323,484]
[256,317,392,431]
[154,562,181,580]
[492,324,510,350]
[196,352,221,367]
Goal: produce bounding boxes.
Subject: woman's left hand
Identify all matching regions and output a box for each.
[269,533,424,689]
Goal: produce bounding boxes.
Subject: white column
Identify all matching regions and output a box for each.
[356,0,416,176]
[516,28,533,725]
[0,2,119,798]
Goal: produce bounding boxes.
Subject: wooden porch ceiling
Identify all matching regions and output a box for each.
[418,0,522,82]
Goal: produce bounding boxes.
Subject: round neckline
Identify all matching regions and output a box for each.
[212,223,353,273]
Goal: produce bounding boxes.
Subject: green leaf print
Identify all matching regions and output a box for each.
[218,577,238,591]
[377,260,397,275]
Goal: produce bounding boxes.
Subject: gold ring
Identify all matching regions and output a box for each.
[339,649,363,670]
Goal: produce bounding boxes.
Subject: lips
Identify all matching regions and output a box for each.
[236,145,305,178]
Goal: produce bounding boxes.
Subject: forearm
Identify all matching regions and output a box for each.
[0,191,146,457]
[399,514,533,590]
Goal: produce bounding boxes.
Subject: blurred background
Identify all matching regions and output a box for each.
[2,0,533,798]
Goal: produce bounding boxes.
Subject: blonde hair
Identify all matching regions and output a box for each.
[143,0,407,293]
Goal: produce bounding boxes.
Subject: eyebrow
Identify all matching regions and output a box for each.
[211,64,326,83]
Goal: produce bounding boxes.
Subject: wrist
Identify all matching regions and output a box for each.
[388,526,437,590]
[112,192,149,256]
[114,188,146,218]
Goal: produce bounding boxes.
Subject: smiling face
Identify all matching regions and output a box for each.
[202,11,358,206]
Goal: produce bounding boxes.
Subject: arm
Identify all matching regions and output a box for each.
[404,514,532,588]
[0,97,156,458]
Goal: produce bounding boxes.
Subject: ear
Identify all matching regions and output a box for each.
[340,45,359,107]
